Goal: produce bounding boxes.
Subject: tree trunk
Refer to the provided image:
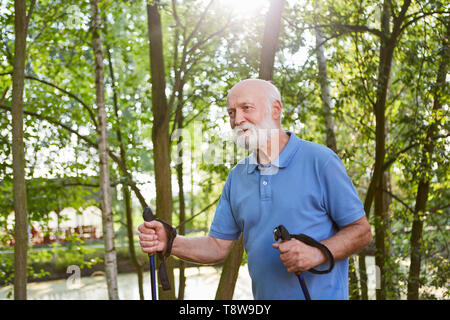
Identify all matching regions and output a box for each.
[12,0,31,300]
[174,84,187,300]
[123,185,145,299]
[147,1,176,300]
[372,0,412,299]
[105,34,145,300]
[215,0,285,300]
[215,235,245,300]
[258,0,285,80]
[314,19,337,153]
[314,3,359,298]
[90,0,119,300]
[372,0,394,300]
[407,26,448,300]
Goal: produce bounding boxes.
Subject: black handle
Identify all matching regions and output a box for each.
[273,225,291,241]
[143,207,155,222]
[273,224,335,275]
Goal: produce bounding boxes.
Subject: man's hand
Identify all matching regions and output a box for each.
[272,239,326,274]
[138,221,167,255]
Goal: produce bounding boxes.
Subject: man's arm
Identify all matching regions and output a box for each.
[138,220,234,265]
[272,216,372,274]
[321,215,372,262]
[171,235,234,264]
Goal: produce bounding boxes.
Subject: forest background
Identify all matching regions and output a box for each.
[0,0,448,300]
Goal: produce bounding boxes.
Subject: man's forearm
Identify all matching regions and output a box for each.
[318,217,372,265]
[171,235,233,265]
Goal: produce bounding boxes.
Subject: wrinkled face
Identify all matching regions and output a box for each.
[227,81,278,151]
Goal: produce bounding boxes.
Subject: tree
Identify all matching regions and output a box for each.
[259,0,285,80]
[313,1,337,153]
[215,0,286,300]
[407,23,448,300]
[11,0,34,300]
[104,31,145,299]
[147,0,176,300]
[90,0,119,300]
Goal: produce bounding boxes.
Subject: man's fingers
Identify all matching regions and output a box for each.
[139,233,157,241]
[144,221,163,229]
[274,240,294,253]
[138,223,156,234]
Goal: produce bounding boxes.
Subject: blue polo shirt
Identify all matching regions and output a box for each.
[208,132,365,300]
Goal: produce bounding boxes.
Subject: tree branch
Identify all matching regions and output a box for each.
[25,0,36,33]
[0,103,97,149]
[0,103,148,208]
[171,0,184,29]
[0,72,98,127]
[184,0,215,46]
[25,74,98,127]
[315,23,386,41]
[175,195,220,230]
[382,188,414,213]
[186,17,232,56]
[400,10,449,34]
[383,142,419,170]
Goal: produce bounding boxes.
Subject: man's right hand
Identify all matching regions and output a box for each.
[138,221,168,255]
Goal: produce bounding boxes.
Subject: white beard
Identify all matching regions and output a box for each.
[233,115,278,151]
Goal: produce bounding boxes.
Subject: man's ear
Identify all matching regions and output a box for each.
[271,100,282,121]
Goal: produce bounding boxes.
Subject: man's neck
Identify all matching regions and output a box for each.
[256,130,290,166]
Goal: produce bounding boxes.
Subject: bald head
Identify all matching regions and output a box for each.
[227,79,282,112]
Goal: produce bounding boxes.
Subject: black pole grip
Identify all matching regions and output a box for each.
[273,225,291,241]
[143,207,155,223]
[141,206,172,291]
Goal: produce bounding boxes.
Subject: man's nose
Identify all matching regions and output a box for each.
[235,109,245,126]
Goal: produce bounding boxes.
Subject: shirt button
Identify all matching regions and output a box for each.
[263,181,268,186]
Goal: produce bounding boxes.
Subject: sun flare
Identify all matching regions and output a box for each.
[219,0,268,17]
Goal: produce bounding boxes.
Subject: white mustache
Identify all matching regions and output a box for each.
[233,123,257,135]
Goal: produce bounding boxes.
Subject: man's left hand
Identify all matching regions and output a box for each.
[272,239,326,274]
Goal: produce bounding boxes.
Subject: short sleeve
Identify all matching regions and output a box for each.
[320,153,366,227]
[208,174,241,240]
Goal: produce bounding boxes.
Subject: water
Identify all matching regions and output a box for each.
[1,258,444,299]
[0,265,253,300]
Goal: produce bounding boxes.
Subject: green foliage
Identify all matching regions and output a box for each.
[0,0,448,299]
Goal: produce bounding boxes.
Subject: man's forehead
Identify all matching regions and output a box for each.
[227,82,265,106]
[229,80,265,94]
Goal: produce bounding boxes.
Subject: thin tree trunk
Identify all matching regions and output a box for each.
[372,0,412,298]
[105,33,145,300]
[358,180,374,299]
[407,26,448,300]
[175,128,186,300]
[147,1,176,300]
[314,5,364,300]
[314,20,337,153]
[216,0,285,300]
[123,185,145,299]
[174,83,187,300]
[314,3,359,298]
[12,0,31,300]
[373,0,395,300]
[90,0,119,300]
[382,153,396,299]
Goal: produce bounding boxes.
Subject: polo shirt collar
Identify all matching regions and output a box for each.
[246,131,301,174]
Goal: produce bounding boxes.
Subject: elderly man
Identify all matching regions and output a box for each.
[138,79,372,300]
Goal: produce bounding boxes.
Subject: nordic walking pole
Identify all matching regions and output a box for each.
[273,225,312,300]
[297,273,311,300]
[273,224,335,300]
[143,207,157,300]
